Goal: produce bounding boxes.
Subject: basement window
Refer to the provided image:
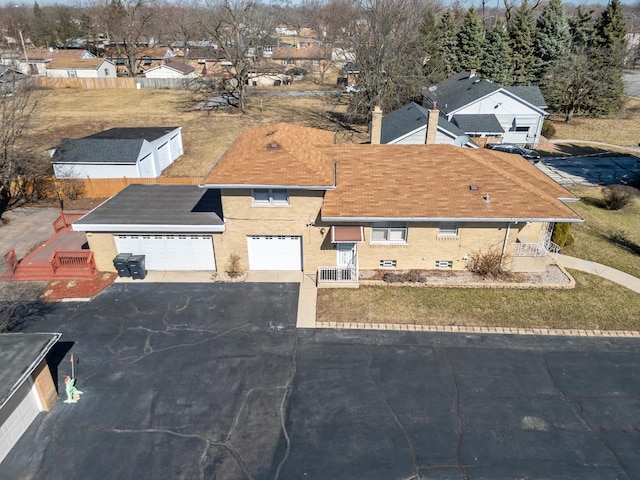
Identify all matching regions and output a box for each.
[379,260,397,268]
[435,260,453,269]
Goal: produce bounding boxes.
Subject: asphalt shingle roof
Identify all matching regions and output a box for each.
[380,102,468,144]
[452,114,504,134]
[505,86,547,108]
[202,122,580,222]
[74,184,224,227]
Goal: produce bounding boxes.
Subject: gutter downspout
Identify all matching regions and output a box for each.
[500,223,511,269]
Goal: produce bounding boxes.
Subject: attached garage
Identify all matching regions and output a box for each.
[115,234,215,270]
[247,235,302,270]
[73,185,225,272]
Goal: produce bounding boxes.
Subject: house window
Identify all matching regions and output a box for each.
[252,188,289,206]
[68,70,77,78]
[104,68,109,75]
[435,260,453,269]
[514,126,530,133]
[143,58,152,66]
[379,260,397,268]
[438,222,458,238]
[370,224,407,244]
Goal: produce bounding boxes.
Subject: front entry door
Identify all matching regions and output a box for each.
[337,243,356,266]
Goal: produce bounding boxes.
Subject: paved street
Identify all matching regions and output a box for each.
[1,283,639,479]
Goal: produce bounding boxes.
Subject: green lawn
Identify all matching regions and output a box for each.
[316,270,640,330]
[563,186,640,277]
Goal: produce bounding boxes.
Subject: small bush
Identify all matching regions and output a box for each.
[466,245,504,277]
[552,223,571,248]
[541,121,556,139]
[382,272,407,283]
[225,254,243,278]
[59,179,85,200]
[408,270,423,282]
[602,185,634,210]
[564,232,575,247]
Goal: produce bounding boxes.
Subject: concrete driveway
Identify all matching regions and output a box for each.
[538,155,640,186]
[2,282,640,479]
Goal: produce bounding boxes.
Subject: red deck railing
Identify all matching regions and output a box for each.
[53,211,87,233]
[50,251,96,275]
[4,249,18,274]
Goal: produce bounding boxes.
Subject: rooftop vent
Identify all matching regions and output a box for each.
[267,141,280,150]
[266,130,275,136]
[469,185,478,191]
[483,194,490,203]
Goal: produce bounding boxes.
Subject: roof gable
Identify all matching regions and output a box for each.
[202,122,336,187]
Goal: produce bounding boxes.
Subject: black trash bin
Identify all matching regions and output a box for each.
[127,255,146,280]
[113,253,132,277]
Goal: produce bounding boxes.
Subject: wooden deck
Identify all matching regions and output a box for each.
[3,211,96,281]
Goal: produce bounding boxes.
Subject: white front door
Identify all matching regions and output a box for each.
[337,243,356,266]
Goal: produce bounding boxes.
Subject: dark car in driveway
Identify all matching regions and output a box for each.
[486,142,541,163]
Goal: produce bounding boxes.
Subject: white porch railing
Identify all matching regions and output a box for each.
[317,266,359,283]
[513,240,561,258]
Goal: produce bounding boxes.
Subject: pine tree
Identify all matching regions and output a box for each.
[420,11,447,83]
[595,0,627,49]
[534,0,571,80]
[457,7,484,71]
[480,22,513,85]
[569,7,594,48]
[508,0,537,85]
[438,11,459,76]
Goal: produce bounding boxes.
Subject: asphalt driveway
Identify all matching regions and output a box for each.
[1,283,639,479]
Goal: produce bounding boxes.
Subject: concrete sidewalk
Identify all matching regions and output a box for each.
[557,254,640,294]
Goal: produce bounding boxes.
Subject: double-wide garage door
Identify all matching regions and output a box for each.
[0,381,40,464]
[247,236,302,270]
[115,234,216,270]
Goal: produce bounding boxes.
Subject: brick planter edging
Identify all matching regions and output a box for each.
[314,322,640,338]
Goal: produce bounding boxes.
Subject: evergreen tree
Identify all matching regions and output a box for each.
[569,7,594,48]
[438,11,459,76]
[480,22,513,85]
[508,0,537,85]
[534,0,571,80]
[457,7,484,71]
[420,10,447,83]
[595,0,627,49]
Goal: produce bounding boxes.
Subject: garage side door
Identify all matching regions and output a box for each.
[247,235,302,271]
[115,235,216,270]
[0,381,41,464]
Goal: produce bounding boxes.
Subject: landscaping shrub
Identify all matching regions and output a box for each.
[225,254,243,278]
[602,185,635,210]
[408,270,423,282]
[564,232,575,247]
[466,245,505,277]
[541,121,556,139]
[552,222,571,248]
[382,272,407,283]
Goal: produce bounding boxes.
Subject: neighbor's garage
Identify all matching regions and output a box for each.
[247,235,302,270]
[115,234,216,270]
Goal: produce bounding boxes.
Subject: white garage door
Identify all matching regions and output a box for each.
[115,234,216,270]
[0,381,41,464]
[247,235,302,271]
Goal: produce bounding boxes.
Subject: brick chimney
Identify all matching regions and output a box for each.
[370,105,383,144]
[425,105,439,145]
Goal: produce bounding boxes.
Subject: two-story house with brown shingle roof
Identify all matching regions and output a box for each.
[73,122,582,282]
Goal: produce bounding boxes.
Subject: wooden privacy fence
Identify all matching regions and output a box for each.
[36,77,137,89]
[64,177,203,198]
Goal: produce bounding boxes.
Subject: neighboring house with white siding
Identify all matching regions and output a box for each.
[422,70,548,147]
[45,58,116,78]
[143,62,197,79]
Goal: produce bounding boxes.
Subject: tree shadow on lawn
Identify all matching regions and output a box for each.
[599,230,640,256]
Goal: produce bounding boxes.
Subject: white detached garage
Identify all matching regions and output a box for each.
[73,184,225,272]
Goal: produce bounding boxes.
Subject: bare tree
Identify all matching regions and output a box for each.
[161,0,208,62]
[97,0,156,76]
[201,0,282,112]
[345,0,430,120]
[0,79,49,221]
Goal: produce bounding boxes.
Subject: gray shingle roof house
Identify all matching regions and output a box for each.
[50,127,184,179]
[422,71,548,147]
[377,102,478,147]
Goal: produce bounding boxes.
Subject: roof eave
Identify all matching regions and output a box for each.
[72,224,226,233]
[199,183,335,190]
[321,216,584,223]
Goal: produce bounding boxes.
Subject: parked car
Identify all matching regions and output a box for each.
[486,143,540,163]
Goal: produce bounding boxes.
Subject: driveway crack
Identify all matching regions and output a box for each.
[365,347,420,480]
[541,353,630,479]
[273,329,299,480]
[443,349,469,480]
